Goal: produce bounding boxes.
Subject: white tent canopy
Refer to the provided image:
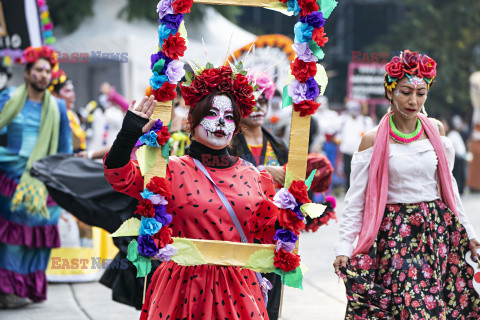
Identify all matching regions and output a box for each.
[55,0,256,101]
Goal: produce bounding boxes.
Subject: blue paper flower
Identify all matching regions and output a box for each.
[141,189,154,199]
[158,24,174,44]
[138,235,158,257]
[287,0,301,16]
[274,229,298,243]
[305,77,320,101]
[139,131,160,147]
[139,218,162,236]
[150,72,169,90]
[294,22,313,43]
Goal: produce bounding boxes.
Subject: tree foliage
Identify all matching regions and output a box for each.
[48,0,94,34]
[367,0,480,116]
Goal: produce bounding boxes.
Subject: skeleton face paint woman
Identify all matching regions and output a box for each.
[194,95,236,149]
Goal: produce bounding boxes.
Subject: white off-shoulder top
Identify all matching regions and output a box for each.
[335,136,477,258]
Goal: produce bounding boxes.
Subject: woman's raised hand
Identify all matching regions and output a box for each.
[129,95,158,133]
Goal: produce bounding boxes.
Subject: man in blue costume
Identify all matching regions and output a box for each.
[0,46,72,308]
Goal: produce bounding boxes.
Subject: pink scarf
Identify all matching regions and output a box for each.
[352,112,458,256]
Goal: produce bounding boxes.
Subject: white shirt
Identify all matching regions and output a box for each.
[335,136,477,258]
[447,130,467,157]
[338,115,374,155]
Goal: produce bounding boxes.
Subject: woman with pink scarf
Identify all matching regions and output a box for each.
[333,50,480,319]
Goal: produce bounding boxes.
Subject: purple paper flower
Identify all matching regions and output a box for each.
[292,203,304,221]
[154,205,173,226]
[151,119,164,132]
[287,79,307,104]
[150,194,168,205]
[273,188,297,210]
[166,60,185,84]
[305,77,320,100]
[156,0,174,19]
[153,244,178,261]
[292,43,318,63]
[300,11,325,29]
[260,277,273,305]
[274,229,298,243]
[160,13,184,31]
[138,235,158,257]
[276,240,296,253]
[150,53,161,70]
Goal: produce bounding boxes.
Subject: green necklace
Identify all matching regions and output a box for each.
[389,114,424,143]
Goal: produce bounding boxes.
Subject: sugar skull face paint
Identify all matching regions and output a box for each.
[195,95,236,149]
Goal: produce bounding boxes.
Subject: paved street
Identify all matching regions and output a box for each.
[2,193,480,320]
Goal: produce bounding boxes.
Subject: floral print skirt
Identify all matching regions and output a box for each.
[341,200,480,319]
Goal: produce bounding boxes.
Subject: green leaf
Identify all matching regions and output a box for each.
[185,70,193,83]
[236,61,244,73]
[161,143,170,162]
[133,255,152,277]
[205,62,214,69]
[300,203,326,219]
[305,169,317,191]
[126,239,139,263]
[171,238,207,266]
[282,85,293,109]
[239,70,248,76]
[274,267,303,289]
[244,250,275,273]
[284,169,293,189]
[152,59,166,74]
[110,218,141,237]
[319,0,338,19]
[308,40,325,60]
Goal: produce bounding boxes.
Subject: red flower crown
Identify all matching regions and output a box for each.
[23,46,58,68]
[180,63,256,118]
[384,50,437,90]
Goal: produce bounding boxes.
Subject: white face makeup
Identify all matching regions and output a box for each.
[195,95,236,149]
[394,100,409,118]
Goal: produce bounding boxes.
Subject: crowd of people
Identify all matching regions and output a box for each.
[0,45,479,319]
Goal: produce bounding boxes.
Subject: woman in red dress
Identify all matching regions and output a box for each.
[103,68,277,319]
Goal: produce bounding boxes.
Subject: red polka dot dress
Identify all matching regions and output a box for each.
[104,155,276,320]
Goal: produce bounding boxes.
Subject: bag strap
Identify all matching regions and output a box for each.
[193,158,248,243]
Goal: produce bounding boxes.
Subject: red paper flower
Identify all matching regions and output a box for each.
[156,126,171,145]
[417,56,437,79]
[401,50,420,75]
[162,33,187,60]
[385,56,404,79]
[152,226,174,248]
[312,27,328,47]
[288,181,311,204]
[249,199,278,242]
[274,248,301,272]
[147,177,172,198]
[278,208,305,235]
[218,66,233,77]
[298,0,319,17]
[172,0,193,14]
[290,58,317,82]
[154,82,177,102]
[23,47,39,64]
[293,100,320,117]
[135,198,155,218]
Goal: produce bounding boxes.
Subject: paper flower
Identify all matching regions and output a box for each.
[172,0,193,14]
[158,24,174,46]
[312,27,329,47]
[160,13,184,32]
[147,177,172,198]
[166,60,185,84]
[135,199,156,218]
[162,33,187,60]
[287,79,307,104]
[156,126,171,145]
[150,194,168,205]
[152,226,174,248]
[153,82,177,102]
[289,180,311,203]
[274,248,300,272]
[274,229,298,243]
[156,0,174,20]
[150,72,169,90]
[294,22,313,43]
[153,244,178,261]
[151,119,164,132]
[154,206,173,226]
[138,234,158,257]
[298,0,319,17]
[300,11,325,28]
[139,131,160,147]
[305,77,320,100]
[287,0,301,15]
[141,189,154,200]
[273,188,298,210]
[279,208,305,235]
[139,218,162,236]
[292,43,318,63]
[276,240,296,253]
[290,58,317,82]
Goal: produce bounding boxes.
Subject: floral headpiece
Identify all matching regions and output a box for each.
[247,71,276,101]
[180,62,257,118]
[384,49,437,91]
[23,46,58,69]
[49,68,67,92]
